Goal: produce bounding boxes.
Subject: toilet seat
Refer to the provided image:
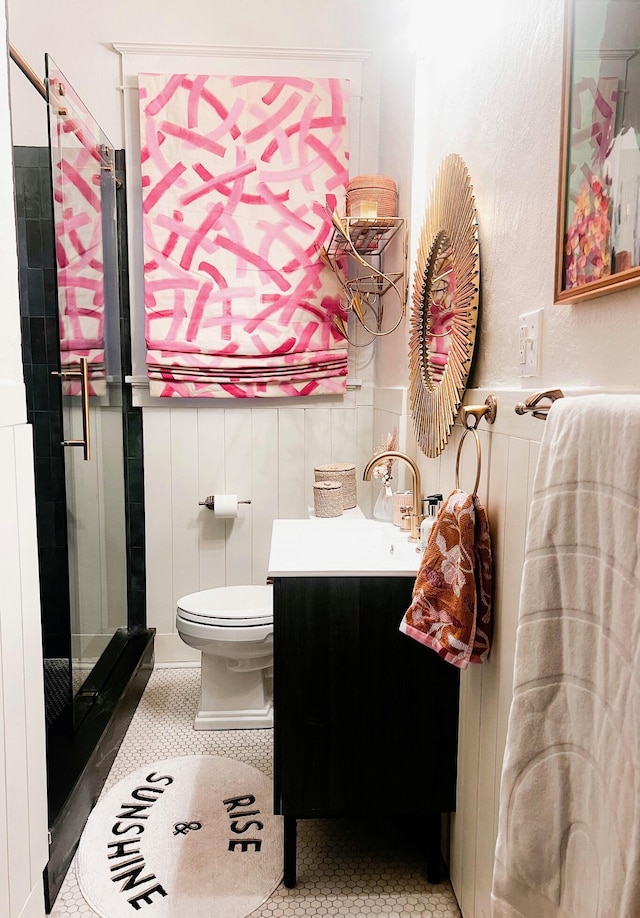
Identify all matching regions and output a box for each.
[176,584,273,628]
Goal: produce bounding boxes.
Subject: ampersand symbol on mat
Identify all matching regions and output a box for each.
[173,821,202,835]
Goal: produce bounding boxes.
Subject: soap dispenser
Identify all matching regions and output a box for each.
[419,494,443,554]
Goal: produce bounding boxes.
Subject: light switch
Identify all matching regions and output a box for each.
[518,309,543,376]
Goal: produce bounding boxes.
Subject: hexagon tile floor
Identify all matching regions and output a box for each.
[52,666,462,918]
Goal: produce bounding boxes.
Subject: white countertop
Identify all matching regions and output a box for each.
[268,518,421,577]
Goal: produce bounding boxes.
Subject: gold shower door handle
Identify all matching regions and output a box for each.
[52,356,91,460]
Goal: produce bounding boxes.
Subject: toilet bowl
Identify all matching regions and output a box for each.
[176,584,273,730]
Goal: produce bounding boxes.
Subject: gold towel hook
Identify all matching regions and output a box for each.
[460,394,498,430]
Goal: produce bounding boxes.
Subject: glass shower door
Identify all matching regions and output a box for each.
[45,55,127,704]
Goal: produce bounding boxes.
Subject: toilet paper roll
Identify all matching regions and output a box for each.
[211,494,239,518]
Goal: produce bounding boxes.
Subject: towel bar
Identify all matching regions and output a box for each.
[514,388,564,420]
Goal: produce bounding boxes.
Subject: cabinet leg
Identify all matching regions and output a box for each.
[425,811,446,884]
[283,816,297,888]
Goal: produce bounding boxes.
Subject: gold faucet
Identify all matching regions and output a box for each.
[363,451,423,541]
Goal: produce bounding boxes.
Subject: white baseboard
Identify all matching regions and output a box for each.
[155,661,200,669]
[153,632,200,665]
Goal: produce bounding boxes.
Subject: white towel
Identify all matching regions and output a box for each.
[492,394,640,918]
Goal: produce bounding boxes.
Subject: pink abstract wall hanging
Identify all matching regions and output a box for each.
[138,72,350,398]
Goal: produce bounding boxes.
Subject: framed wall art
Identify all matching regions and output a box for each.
[555,0,640,303]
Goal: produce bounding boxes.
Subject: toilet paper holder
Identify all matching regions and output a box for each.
[199,496,251,511]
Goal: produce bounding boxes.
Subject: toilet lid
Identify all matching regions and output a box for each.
[176,584,273,627]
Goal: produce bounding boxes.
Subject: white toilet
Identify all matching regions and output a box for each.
[175,584,273,730]
[176,505,365,731]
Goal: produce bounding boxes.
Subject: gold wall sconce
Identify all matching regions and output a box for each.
[319,210,407,345]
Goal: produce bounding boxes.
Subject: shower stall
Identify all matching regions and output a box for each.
[11,48,154,910]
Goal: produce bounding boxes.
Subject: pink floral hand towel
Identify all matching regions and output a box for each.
[400,489,492,668]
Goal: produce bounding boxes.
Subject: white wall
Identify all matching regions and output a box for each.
[7,0,389,150]
[408,0,640,394]
[372,2,415,390]
[0,2,49,915]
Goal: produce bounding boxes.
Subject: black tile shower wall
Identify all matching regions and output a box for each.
[15,146,147,640]
[14,146,72,660]
[115,149,146,629]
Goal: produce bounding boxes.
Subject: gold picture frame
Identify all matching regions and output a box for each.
[555,0,640,304]
[409,154,480,459]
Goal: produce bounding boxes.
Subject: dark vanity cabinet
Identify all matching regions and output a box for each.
[272,575,460,887]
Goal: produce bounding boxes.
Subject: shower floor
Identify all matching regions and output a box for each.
[43,658,99,727]
[50,667,462,918]
[43,658,71,727]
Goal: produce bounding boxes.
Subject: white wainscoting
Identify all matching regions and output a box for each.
[446,387,640,917]
[441,388,543,918]
[143,386,409,662]
[0,424,48,918]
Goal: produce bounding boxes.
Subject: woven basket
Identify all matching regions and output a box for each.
[313,481,343,518]
[314,463,357,509]
[346,174,398,219]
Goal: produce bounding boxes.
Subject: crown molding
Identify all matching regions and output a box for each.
[576,49,638,62]
[111,42,371,63]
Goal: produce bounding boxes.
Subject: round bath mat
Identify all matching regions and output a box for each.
[77,756,283,918]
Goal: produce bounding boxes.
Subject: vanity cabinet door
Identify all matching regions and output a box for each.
[273,576,460,819]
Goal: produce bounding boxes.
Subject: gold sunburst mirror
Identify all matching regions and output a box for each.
[409,154,480,458]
